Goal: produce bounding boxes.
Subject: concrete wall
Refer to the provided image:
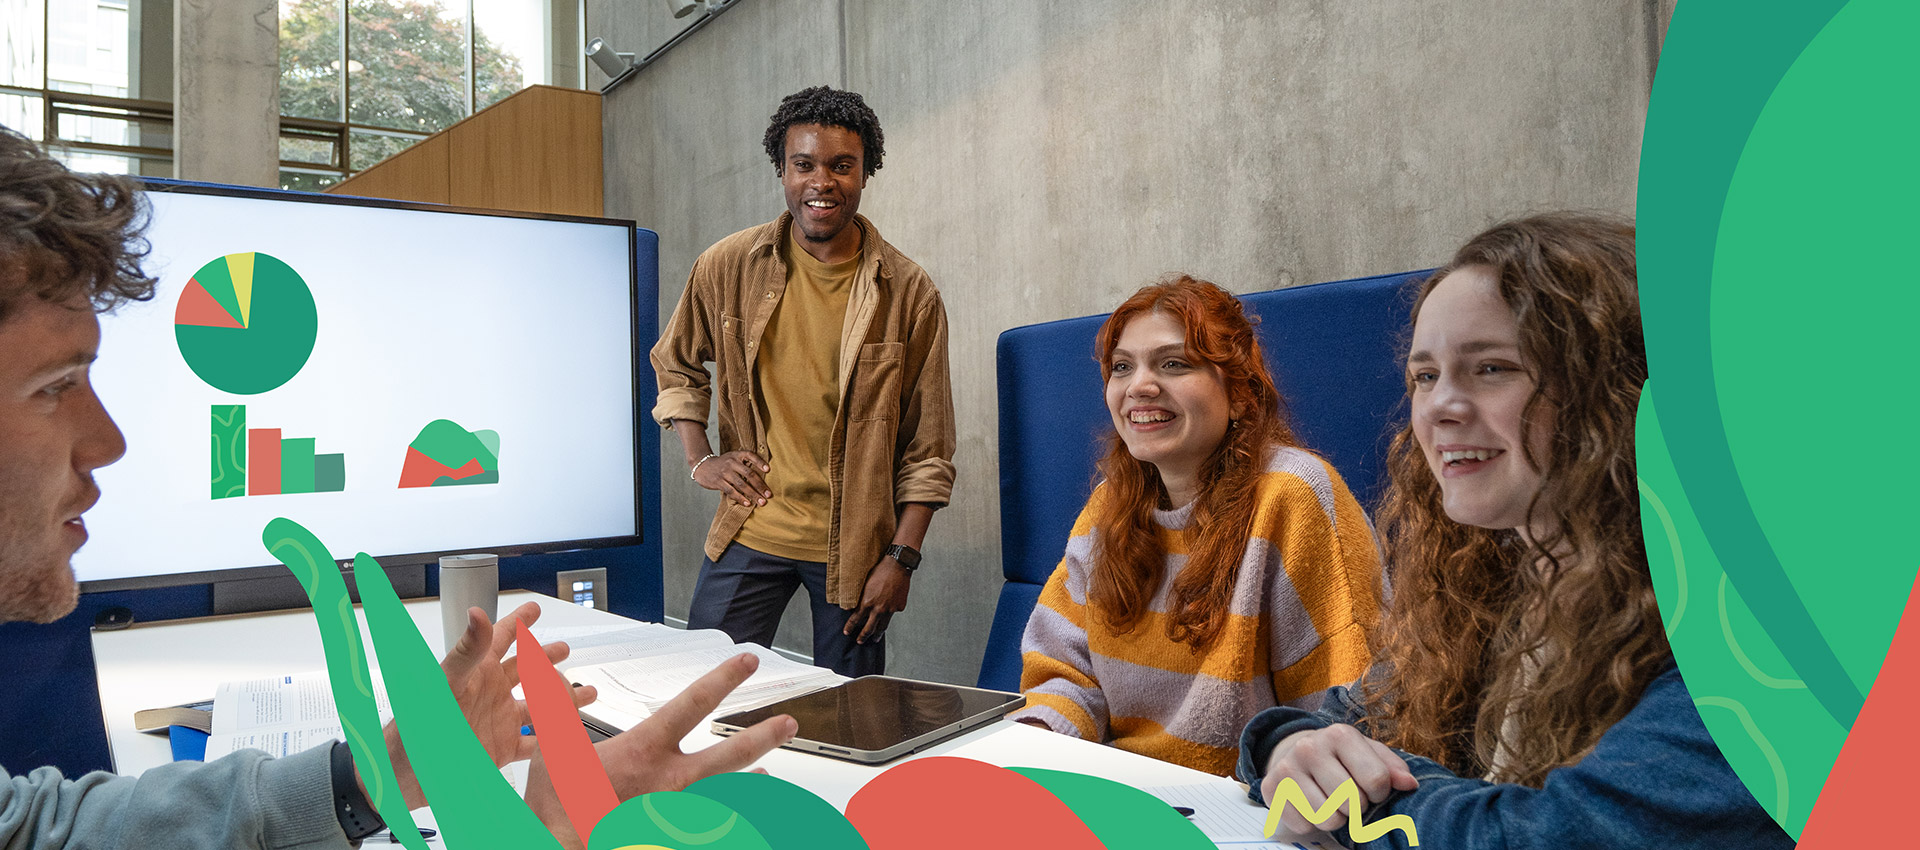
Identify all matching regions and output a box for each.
[174,0,278,185]
[594,0,1668,685]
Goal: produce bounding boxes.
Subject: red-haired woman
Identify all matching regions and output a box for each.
[1238,214,1793,847]
[1008,275,1386,777]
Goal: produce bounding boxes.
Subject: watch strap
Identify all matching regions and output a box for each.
[329,740,387,841]
[885,543,922,571]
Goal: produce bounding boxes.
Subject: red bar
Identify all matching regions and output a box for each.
[248,429,282,495]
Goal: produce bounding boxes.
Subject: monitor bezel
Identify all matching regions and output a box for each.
[77,178,646,594]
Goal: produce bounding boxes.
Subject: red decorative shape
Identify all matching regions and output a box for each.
[397,447,482,488]
[514,622,618,846]
[248,429,281,495]
[846,757,1104,850]
[174,279,245,328]
[1797,569,1920,847]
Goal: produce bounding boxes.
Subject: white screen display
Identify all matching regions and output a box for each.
[76,189,639,585]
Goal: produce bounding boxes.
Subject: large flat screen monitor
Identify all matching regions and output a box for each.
[76,183,641,593]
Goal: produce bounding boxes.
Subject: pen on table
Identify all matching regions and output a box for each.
[521,724,534,735]
[376,827,436,842]
[1171,805,1195,818]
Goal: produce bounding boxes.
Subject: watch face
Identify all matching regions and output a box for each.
[889,545,921,570]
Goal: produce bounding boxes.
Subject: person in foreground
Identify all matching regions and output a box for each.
[1010,276,1384,776]
[1236,213,1794,848]
[0,124,797,848]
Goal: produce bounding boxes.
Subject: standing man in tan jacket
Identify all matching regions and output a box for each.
[650,86,956,676]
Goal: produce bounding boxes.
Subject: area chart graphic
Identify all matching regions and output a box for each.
[211,405,346,498]
[175,252,319,395]
[398,419,501,488]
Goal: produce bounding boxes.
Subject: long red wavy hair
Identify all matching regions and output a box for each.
[1364,212,1669,785]
[1087,275,1301,649]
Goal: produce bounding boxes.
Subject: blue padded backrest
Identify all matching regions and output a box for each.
[978,270,1425,690]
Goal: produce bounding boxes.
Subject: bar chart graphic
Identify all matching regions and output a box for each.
[210,404,346,498]
[175,252,318,395]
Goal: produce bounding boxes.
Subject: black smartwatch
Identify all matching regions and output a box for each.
[329,741,386,842]
[884,543,922,571]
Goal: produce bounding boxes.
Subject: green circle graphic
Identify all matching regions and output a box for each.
[174,251,318,394]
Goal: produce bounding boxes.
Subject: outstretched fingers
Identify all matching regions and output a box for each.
[646,653,760,739]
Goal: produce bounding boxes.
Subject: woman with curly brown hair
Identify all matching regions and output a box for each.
[1237,213,1792,847]
[1009,275,1384,776]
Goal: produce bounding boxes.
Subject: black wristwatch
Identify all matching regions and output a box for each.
[330,741,386,842]
[884,543,922,571]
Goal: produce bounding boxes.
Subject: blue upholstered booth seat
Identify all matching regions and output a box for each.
[977,270,1425,691]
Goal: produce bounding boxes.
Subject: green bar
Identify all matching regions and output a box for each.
[211,404,246,499]
[315,453,346,493]
[281,437,316,494]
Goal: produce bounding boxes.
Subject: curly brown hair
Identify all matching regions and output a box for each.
[1086,275,1303,648]
[1364,212,1669,786]
[0,125,155,323]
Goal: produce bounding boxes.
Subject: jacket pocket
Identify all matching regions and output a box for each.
[849,342,903,422]
[720,312,751,397]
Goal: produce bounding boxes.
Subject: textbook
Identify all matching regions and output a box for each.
[133,699,215,734]
[203,671,394,760]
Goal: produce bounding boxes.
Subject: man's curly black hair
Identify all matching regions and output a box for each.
[0,124,155,324]
[762,86,884,178]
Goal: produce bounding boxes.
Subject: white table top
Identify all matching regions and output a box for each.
[92,591,1310,845]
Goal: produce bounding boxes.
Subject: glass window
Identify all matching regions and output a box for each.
[46,0,127,96]
[280,169,340,192]
[472,0,537,111]
[348,129,414,170]
[349,0,470,134]
[1,91,44,138]
[279,0,342,121]
[2,0,47,88]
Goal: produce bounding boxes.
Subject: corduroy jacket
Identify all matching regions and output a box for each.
[650,213,956,607]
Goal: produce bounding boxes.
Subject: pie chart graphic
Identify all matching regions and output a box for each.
[174,252,318,394]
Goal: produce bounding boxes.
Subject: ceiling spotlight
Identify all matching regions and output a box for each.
[664,0,702,18]
[585,38,635,80]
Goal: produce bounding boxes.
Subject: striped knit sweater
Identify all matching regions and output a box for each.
[1010,446,1384,776]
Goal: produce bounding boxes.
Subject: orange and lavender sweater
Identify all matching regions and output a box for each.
[1009,447,1383,776]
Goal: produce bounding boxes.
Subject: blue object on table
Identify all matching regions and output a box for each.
[168,726,210,761]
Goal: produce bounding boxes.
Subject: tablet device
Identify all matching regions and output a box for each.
[710,675,1025,764]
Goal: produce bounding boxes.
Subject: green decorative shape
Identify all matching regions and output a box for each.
[175,252,318,394]
[346,547,559,849]
[411,419,499,471]
[686,772,869,850]
[281,438,316,494]
[590,792,771,850]
[211,404,246,499]
[1707,0,1920,700]
[1640,1,1920,835]
[1008,767,1212,850]
[260,519,431,850]
[1639,384,1843,836]
[1639,0,1862,730]
[315,453,346,493]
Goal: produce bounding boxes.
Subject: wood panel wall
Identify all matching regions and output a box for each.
[328,85,602,218]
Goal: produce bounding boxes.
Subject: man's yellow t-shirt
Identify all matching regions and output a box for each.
[732,232,857,561]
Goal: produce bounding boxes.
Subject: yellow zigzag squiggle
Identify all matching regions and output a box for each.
[1264,777,1420,846]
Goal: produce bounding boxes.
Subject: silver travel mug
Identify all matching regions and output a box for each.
[438,554,499,652]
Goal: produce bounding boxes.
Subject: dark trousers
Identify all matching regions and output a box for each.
[687,542,884,677]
